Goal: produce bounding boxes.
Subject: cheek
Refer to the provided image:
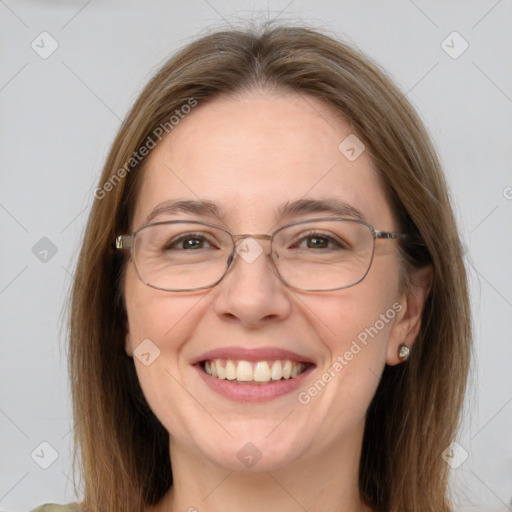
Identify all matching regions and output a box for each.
[302,291,397,390]
[124,262,204,350]
[123,265,204,438]
[294,294,400,445]
[294,258,401,408]
[301,271,400,362]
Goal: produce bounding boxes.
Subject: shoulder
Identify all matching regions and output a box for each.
[30,504,79,512]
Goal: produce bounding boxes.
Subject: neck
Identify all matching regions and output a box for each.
[151,423,370,512]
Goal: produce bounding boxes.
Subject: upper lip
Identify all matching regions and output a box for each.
[191,347,316,365]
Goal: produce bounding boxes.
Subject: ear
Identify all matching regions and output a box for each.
[125,332,134,357]
[386,265,433,365]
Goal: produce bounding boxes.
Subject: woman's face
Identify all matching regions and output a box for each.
[124,91,408,472]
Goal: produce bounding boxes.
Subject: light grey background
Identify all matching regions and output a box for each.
[1,1,511,511]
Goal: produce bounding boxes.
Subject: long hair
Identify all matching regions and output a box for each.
[69,23,471,512]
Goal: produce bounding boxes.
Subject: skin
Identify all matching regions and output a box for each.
[123,90,431,512]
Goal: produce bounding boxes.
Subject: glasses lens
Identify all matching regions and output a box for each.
[133,222,232,291]
[273,219,374,290]
[131,219,374,292]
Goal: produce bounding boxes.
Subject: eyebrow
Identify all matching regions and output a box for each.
[276,198,365,222]
[145,199,221,224]
[144,197,366,225]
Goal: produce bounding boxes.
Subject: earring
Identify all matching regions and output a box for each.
[398,343,410,361]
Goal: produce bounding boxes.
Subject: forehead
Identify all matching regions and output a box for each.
[132,91,394,232]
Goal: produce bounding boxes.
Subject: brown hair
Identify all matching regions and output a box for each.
[69,23,471,512]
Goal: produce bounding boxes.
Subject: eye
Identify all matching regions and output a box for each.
[165,233,216,250]
[294,232,347,250]
[303,236,330,249]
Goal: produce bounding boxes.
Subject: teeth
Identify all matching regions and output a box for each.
[254,361,271,382]
[203,359,307,383]
[271,360,283,380]
[283,360,292,379]
[215,360,224,379]
[237,360,253,381]
[225,360,237,380]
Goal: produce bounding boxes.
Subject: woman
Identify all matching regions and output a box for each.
[33,24,471,512]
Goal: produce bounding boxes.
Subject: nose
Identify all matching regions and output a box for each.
[212,237,292,329]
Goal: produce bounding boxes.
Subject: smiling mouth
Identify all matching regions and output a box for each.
[202,359,311,385]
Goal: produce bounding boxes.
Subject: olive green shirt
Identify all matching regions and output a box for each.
[30,504,79,512]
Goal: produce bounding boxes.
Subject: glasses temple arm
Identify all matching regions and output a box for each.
[115,235,134,249]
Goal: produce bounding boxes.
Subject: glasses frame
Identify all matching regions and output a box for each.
[115,217,411,292]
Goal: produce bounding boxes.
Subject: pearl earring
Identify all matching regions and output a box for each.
[398,343,410,361]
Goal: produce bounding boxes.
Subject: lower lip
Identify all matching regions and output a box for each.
[195,364,315,402]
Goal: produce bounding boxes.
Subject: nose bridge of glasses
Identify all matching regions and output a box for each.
[224,233,276,275]
[232,233,273,248]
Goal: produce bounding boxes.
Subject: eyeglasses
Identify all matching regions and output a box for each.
[115,218,410,292]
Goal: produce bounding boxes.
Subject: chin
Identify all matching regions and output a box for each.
[200,437,307,474]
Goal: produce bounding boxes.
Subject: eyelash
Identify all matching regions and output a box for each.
[164,231,347,251]
[164,233,219,250]
[291,231,346,249]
